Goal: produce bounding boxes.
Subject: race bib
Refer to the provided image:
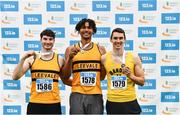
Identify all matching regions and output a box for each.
[111,76,127,89]
[36,79,53,92]
[80,72,97,86]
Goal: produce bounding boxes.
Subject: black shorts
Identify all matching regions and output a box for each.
[106,99,141,114]
[27,102,61,114]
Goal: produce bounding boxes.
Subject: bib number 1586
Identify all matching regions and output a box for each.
[36,79,53,92]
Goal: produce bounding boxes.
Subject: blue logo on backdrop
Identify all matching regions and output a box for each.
[2,54,19,64]
[138,53,156,64]
[162,13,180,24]
[92,1,110,11]
[161,66,179,76]
[161,40,179,50]
[0,1,18,11]
[59,80,65,90]
[25,93,30,103]
[3,105,21,115]
[101,80,107,90]
[46,1,64,11]
[138,27,156,37]
[24,14,42,25]
[69,40,80,46]
[115,14,133,24]
[93,27,110,38]
[3,80,20,90]
[141,105,156,114]
[124,40,133,51]
[1,28,19,38]
[138,0,157,11]
[48,27,65,38]
[161,92,179,102]
[70,14,88,25]
[24,41,41,51]
[138,79,156,90]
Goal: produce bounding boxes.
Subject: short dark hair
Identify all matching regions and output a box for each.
[110,28,126,40]
[40,29,55,39]
[75,18,97,34]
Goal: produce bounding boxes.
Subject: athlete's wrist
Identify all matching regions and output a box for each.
[128,74,134,80]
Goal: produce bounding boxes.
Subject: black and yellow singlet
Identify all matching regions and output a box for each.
[30,52,61,104]
[72,42,102,94]
[104,51,136,102]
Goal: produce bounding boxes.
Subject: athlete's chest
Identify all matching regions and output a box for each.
[73,49,101,61]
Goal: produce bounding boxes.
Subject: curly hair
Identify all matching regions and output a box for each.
[75,18,97,34]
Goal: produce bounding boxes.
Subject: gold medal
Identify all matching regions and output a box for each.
[81,50,85,54]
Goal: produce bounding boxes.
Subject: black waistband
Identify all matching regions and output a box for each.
[72,69,101,73]
[31,70,60,74]
[73,60,101,65]
[32,78,59,82]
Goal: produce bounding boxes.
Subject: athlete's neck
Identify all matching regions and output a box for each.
[80,38,91,47]
[41,49,53,53]
[40,49,53,59]
[112,48,124,57]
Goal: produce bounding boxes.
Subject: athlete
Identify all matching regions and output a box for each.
[62,18,106,114]
[101,28,145,114]
[12,29,70,114]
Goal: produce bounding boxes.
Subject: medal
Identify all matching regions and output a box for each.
[121,64,125,68]
[81,50,85,54]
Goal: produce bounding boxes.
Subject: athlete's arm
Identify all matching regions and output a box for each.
[100,54,107,80]
[61,77,72,86]
[61,46,80,79]
[58,55,72,86]
[98,45,106,80]
[12,51,35,80]
[123,53,145,86]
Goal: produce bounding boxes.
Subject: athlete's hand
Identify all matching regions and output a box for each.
[21,50,36,60]
[122,66,131,77]
[69,47,80,59]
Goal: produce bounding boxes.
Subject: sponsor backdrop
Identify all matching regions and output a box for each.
[0,0,180,114]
